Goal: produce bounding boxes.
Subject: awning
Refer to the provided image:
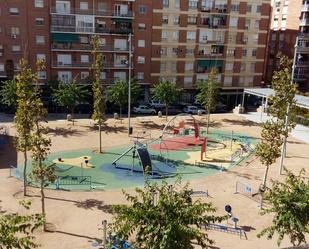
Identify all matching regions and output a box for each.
[197,60,223,68]
[52,33,80,42]
[112,18,133,23]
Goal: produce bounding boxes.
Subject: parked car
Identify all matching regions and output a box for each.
[149,100,165,109]
[183,105,206,115]
[161,105,183,115]
[133,105,156,115]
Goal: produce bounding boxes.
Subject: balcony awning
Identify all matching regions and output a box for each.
[52,33,80,42]
[111,18,133,23]
[198,60,223,68]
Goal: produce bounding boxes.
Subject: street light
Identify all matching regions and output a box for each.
[128,32,132,136]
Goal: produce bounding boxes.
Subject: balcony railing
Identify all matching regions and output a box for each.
[302,4,309,12]
[52,62,131,69]
[0,72,7,77]
[51,25,133,34]
[51,43,130,52]
[50,7,134,18]
[300,19,309,26]
[200,5,228,13]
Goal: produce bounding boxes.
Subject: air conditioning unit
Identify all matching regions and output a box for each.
[11,34,17,39]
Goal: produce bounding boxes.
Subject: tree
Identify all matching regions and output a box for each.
[107,79,141,118]
[258,169,309,246]
[52,81,89,125]
[110,178,225,249]
[91,36,106,153]
[0,201,44,249]
[153,80,182,120]
[15,59,43,196]
[196,68,220,134]
[0,79,17,109]
[268,54,297,174]
[30,81,57,230]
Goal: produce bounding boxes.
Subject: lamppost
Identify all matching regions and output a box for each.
[128,32,132,136]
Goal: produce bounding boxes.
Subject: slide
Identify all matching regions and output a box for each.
[136,147,152,173]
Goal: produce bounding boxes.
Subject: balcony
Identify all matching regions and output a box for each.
[200,5,228,13]
[300,19,309,26]
[52,62,131,69]
[51,25,133,35]
[0,72,7,78]
[50,7,134,18]
[51,43,130,52]
[301,3,309,12]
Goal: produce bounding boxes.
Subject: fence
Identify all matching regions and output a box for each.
[200,223,247,239]
[235,181,262,204]
[55,176,92,190]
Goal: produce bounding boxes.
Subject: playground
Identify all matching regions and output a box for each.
[11,115,257,191]
[1,113,309,249]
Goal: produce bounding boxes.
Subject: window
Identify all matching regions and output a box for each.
[173,16,180,25]
[114,72,126,80]
[250,63,255,72]
[57,54,72,65]
[12,45,21,52]
[247,4,252,12]
[172,47,179,55]
[255,20,260,29]
[231,4,239,12]
[229,17,238,27]
[98,3,107,12]
[11,27,20,35]
[100,72,106,80]
[242,49,247,57]
[253,34,259,43]
[9,7,19,15]
[160,62,167,72]
[36,36,45,44]
[0,64,4,72]
[80,36,88,43]
[185,62,194,71]
[187,31,196,42]
[188,0,198,9]
[81,71,89,79]
[184,77,192,87]
[139,6,147,14]
[225,62,233,71]
[175,0,180,8]
[137,56,145,64]
[58,71,72,82]
[160,47,167,56]
[188,15,197,25]
[163,0,169,8]
[245,19,251,29]
[38,71,46,79]
[162,31,168,41]
[252,49,257,56]
[137,72,144,80]
[224,76,232,85]
[138,40,145,48]
[256,5,261,13]
[80,2,88,10]
[163,15,169,24]
[227,48,235,56]
[81,55,89,63]
[35,18,44,25]
[241,63,246,71]
[35,0,44,8]
[173,31,179,41]
[114,39,127,50]
[37,54,46,61]
[186,48,195,56]
[138,23,146,30]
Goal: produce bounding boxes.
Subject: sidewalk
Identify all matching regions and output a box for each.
[238,112,309,144]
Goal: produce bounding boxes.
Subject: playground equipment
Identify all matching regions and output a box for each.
[55,175,92,190]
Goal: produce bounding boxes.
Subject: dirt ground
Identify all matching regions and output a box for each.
[0,113,308,249]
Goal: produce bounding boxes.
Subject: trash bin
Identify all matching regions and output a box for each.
[114,113,119,119]
[129,127,133,135]
[158,111,162,118]
[67,114,72,121]
[198,110,202,116]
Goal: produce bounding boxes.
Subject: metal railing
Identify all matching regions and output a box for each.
[52,62,130,69]
[51,25,133,34]
[51,43,130,52]
[50,7,134,18]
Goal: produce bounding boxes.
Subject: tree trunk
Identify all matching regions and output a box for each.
[40,177,46,231]
[260,164,270,209]
[23,148,28,196]
[206,110,211,134]
[120,106,122,119]
[165,104,168,121]
[71,108,75,126]
[99,119,102,153]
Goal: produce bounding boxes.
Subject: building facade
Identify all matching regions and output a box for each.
[0,0,271,102]
[266,0,309,91]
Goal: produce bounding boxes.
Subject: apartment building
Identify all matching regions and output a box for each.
[0,0,271,102]
[266,0,309,91]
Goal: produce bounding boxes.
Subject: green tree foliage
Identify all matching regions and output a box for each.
[30,87,56,230]
[15,59,43,196]
[91,35,106,153]
[0,201,44,249]
[153,80,182,120]
[52,81,89,125]
[196,68,221,133]
[107,79,141,118]
[110,178,225,249]
[258,169,309,246]
[0,79,17,108]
